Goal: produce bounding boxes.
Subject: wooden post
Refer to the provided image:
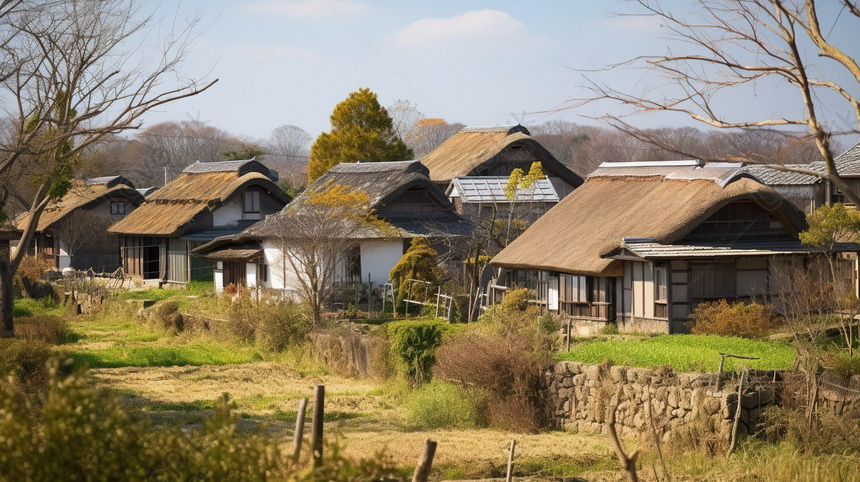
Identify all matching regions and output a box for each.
[566,318,572,352]
[291,398,308,464]
[727,370,746,458]
[717,354,726,392]
[412,439,437,482]
[311,385,324,467]
[505,439,516,482]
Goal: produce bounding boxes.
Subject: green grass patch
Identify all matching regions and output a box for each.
[404,380,483,430]
[68,343,263,369]
[13,297,64,318]
[62,317,164,344]
[558,334,795,372]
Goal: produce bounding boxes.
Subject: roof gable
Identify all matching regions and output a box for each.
[419,125,583,187]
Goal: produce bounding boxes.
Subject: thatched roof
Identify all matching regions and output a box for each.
[16,176,143,233]
[109,160,288,237]
[419,125,583,187]
[491,176,806,277]
[192,161,473,260]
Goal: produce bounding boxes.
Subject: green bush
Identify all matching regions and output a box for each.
[687,300,782,339]
[501,287,532,312]
[404,380,483,430]
[388,319,453,384]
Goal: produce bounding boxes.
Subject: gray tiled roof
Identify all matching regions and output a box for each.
[449,176,559,203]
[740,164,821,185]
[460,125,529,135]
[182,159,278,182]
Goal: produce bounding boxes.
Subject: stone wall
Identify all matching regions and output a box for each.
[544,361,776,442]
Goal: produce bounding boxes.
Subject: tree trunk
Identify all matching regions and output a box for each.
[0,260,14,338]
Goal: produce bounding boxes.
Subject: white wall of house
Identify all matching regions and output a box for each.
[360,239,403,287]
[246,263,257,288]
[213,264,224,294]
[212,198,243,227]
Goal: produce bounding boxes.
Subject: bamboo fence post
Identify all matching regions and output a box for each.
[412,439,437,482]
[311,385,324,467]
[291,398,308,464]
[506,439,516,482]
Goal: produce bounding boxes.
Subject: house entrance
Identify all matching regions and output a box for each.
[143,243,160,280]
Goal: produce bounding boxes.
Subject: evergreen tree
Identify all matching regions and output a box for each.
[308,88,413,183]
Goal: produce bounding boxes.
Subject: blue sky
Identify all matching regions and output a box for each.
[140,0,860,143]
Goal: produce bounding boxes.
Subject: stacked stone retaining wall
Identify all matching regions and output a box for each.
[545,361,777,442]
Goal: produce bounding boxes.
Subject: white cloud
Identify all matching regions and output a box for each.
[241,0,368,20]
[395,9,525,47]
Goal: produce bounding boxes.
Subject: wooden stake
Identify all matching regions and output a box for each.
[566,318,572,351]
[412,439,437,482]
[506,439,516,482]
[291,398,308,464]
[727,370,746,458]
[311,385,324,467]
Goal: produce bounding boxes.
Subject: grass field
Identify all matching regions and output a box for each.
[558,334,796,372]
[13,287,859,480]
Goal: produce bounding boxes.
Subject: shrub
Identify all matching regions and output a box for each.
[0,338,54,390]
[255,300,309,351]
[826,351,860,378]
[14,315,70,344]
[502,288,532,312]
[404,380,483,430]
[312,325,386,378]
[686,300,782,339]
[434,332,552,432]
[388,319,453,384]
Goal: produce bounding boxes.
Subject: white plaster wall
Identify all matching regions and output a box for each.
[214,268,224,294]
[360,239,403,287]
[212,198,243,227]
[246,263,257,288]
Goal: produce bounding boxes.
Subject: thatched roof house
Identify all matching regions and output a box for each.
[489,160,860,334]
[110,159,287,238]
[110,159,289,284]
[419,125,583,195]
[193,160,472,293]
[16,175,143,233]
[492,163,805,277]
[14,175,145,271]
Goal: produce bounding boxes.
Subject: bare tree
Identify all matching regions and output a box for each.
[134,120,242,186]
[264,183,393,327]
[0,0,216,336]
[574,0,860,202]
[265,124,311,186]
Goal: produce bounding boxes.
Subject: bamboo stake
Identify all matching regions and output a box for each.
[291,398,308,464]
